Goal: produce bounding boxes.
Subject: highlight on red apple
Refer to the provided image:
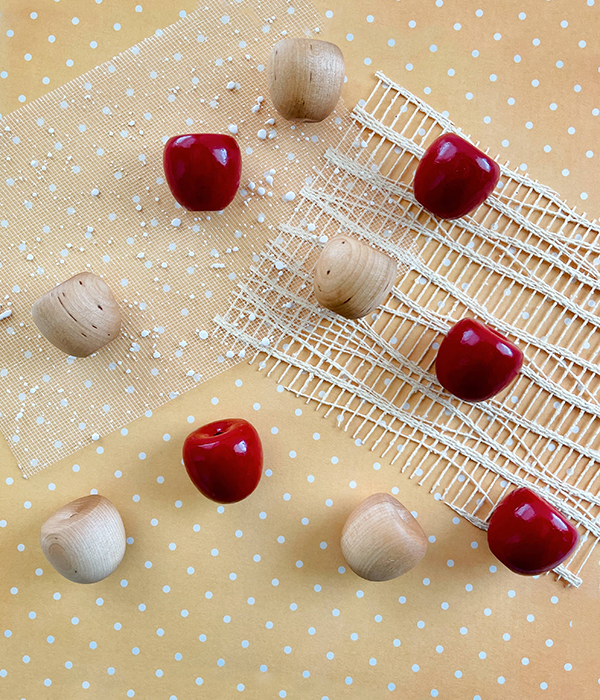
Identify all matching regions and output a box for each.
[413,133,500,219]
[435,318,523,403]
[182,418,263,504]
[163,133,242,212]
[487,487,579,575]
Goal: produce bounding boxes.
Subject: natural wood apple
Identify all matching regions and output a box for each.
[267,37,345,122]
[313,235,397,319]
[341,493,428,581]
[32,272,121,357]
[40,494,126,584]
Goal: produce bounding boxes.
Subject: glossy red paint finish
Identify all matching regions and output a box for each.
[183,418,263,504]
[163,133,242,211]
[413,133,500,219]
[435,318,523,402]
[487,488,579,575]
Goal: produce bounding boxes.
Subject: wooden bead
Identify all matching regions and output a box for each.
[313,236,397,319]
[32,272,121,357]
[267,38,345,123]
[40,495,126,584]
[341,493,428,581]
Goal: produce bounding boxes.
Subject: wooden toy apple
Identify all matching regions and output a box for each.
[435,318,523,402]
[182,419,263,504]
[313,235,397,319]
[267,38,345,123]
[32,272,121,357]
[163,133,242,211]
[414,133,500,219]
[487,488,579,575]
[341,493,427,581]
[40,495,126,584]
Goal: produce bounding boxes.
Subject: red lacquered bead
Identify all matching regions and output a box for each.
[163,133,242,211]
[435,318,523,402]
[487,488,579,575]
[182,418,263,504]
[414,133,500,219]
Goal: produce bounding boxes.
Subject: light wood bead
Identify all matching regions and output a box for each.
[40,495,126,584]
[313,236,397,319]
[32,272,121,357]
[267,38,345,123]
[341,493,428,582]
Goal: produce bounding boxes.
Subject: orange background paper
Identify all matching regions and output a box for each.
[0,1,599,698]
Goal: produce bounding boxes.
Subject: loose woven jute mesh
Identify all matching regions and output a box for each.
[0,0,350,476]
[216,72,600,587]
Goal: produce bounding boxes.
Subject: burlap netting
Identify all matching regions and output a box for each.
[0,0,355,476]
[217,73,600,586]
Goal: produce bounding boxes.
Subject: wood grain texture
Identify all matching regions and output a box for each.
[31,272,121,357]
[313,235,397,319]
[267,37,345,122]
[341,493,428,581]
[40,494,126,584]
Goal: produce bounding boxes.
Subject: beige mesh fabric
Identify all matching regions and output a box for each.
[0,0,352,477]
[217,72,600,587]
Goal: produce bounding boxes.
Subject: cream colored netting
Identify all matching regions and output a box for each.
[216,72,600,587]
[0,0,353,476]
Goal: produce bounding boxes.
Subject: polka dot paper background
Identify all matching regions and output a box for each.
[1,369,598,699]
[1,0,600,698]
[2,0,597,213]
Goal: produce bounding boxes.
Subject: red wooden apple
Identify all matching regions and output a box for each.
[487,488,579,575]
[163,133,242,211]
[182,419,263,504]
[413,133,500,219]
[435,318,523,402]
